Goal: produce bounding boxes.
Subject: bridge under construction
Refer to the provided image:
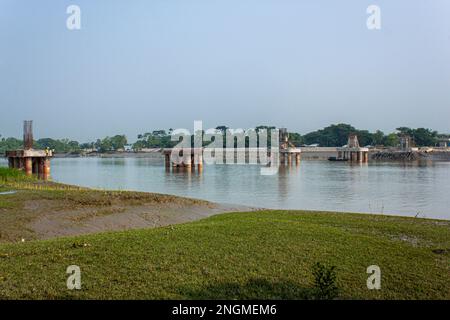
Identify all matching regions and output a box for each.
[5,121,53,180]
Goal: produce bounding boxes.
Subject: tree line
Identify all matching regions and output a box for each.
[0,135,128,154]
[0,124,448,154]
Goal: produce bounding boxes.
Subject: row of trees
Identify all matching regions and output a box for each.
[0,125,447,154]
[298,124,441,147]
[0,136,82,154]
[133,130,174,149]
[133,126,280,149]
[134,124,444,149]
[93,135,128,153]
[0,135,128,154]
[299,124,398,147]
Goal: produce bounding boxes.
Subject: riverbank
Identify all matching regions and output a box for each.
[0,168,252,242]
[0,210,449,299]
[0,168,449,299]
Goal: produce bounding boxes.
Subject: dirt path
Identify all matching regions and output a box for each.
[29,202,256,240]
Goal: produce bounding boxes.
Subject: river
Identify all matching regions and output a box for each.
[1,157,449,219]
[13,157,445,220]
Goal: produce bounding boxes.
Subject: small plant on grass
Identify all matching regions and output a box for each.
[312,262,339,300]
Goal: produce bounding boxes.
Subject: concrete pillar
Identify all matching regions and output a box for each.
[197,154,203,173]
[164,153,170,169]
[295,153,301,165]
[40,158,50,180]
[287,153,292,165]
[24,157,32,176]
[33,159,38,174]
[280,153,285,165]
[38,158,44,179]
[184,153,191,168]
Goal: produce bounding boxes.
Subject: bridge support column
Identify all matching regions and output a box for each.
[184,153,192,168]
[197,154,203,173]
[24,157,32,176]
[165,153,171,169]
[43,158,51,180]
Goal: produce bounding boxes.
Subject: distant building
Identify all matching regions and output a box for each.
[399,135,414,150]
[82,148,97,153]
[124,144,133,152]
[437,138,450,148]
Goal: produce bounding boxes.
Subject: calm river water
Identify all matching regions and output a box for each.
[2,157,449,219]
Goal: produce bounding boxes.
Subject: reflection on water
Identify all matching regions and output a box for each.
[1,157,449,219]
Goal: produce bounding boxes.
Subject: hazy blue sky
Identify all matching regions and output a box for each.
[0,0,449,141]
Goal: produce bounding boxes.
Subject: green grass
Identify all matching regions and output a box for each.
[0,210,448,300]
[0,167,30,182]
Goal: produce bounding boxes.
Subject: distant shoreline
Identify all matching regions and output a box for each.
[52,148,450,161]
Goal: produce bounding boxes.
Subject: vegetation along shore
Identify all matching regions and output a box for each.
[1,123,448,155]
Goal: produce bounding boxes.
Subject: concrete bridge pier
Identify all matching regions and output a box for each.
[163,148,203,173]
[5,121,53,180]
[279,149,301,166]
[7,152,52,180]
[336,134,369,163]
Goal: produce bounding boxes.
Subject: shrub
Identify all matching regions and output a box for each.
[312,262,339,299]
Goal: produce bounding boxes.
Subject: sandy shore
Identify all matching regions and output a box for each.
[29,201,257,240]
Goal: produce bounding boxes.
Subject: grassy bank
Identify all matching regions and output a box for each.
[0,168,448,299]
[0,210,448,299]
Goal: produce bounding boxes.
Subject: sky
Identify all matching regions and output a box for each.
[0,0,449,142]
